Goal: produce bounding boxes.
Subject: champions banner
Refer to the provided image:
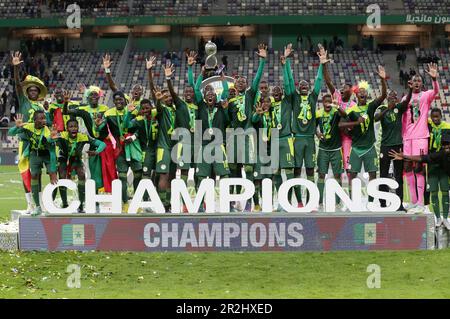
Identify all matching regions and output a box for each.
[19,214,435,252]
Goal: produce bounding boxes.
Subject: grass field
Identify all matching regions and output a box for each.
[1,165,450,299]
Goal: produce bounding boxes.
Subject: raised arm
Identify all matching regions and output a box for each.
[250,44,267,93]
[425,62,439,99]
[318,44,335,94]
[220,73,229,100]
[11,52,24,98]
[374,65,387,105]
[8,113,25,136]
[194,66,204,104]
[103,54,118,92]
[146,56,157,103]
[186,51,197,87]
[286,58,296,93]
[400,82,413,112]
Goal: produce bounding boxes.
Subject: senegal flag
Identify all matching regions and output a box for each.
[353,223,387,245]
[62,224,95,246]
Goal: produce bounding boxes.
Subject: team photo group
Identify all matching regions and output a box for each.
[8,41,450,226]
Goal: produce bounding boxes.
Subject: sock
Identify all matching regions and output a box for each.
[431,191,440,219]
[443,193,449,219]
[405,171,417,204]
[39,192,45,211]
[285,169,294,203]
[119,172,128,203]
[25,192,33,207]
[416,172,425,205]
[78,180,85,208]
[31,179,40,207]
[294,185,302,206]
[336,179,342,205]
[254,182,261,206]
[318,177,325,204]
[306,175,315,204]
[133,170,142,194]
[60,185,68,207]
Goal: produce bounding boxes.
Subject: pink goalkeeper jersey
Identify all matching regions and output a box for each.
[402,80,439,140]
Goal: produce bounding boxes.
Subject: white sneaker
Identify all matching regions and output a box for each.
[443,219,450,230]
[423,205,432,215]
[407,204,425,214]
[436,217,443,228]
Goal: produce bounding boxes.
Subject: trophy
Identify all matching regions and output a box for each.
[205,41,218,69]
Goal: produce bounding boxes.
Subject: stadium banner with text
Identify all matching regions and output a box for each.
[19,214,435,252]
[1,15,449,28]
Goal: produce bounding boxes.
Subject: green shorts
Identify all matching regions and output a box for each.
[317,148,344,175]
[175,142,195,170]
[349,146,378,173]
[30,152,54,175]
[294,135,315,169]
[278,136,295,169]
[156,147,176,174]
[196,144,230,177]
[142,147,156,176]
[117,152,143,173]
[427,163,449,192]
[58,157,83,169]
[228,133,257,165]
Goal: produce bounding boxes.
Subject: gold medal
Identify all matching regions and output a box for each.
[190,127,195,133]
[394,108,398,114]
[277,124,282,130]
[302,119,308,125]
[208,128,214,135]
[242,114,247,121]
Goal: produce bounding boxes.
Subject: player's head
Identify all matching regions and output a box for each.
[261,95,271,112]
[131,84,143,100]
[205,90,217,107]
[340,83,353,100]
[228,87,237,99]
[183,85,194,103]
[203,84,214,97]
[387,90,398,106]
[322,94,333,112]
[298,80,310,96]
[113,91,126,110]
[411,74,423,93]
[259,81,269,98]
[431,108,442,126]
[235,76,247,93]
[140,98,154,117]
[26,85,40,100]
[33,110,46,129]
[354,81,370,105]
[53,87,64,103]
[88,91,99,106]
[271,85,282,102]
[66,118,79,137]
[161,89,173,106]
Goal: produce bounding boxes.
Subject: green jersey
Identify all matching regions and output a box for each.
[229,89,257,130]
[271,97,292,137]
[55,131,105,160]
[125,115,159,150]
[288,62,323,136]
[376,103,405,147]
[197,101,230,145]
[157,104,177,149]
[100,107,136,140]
[66,104,109,138]
[18,94,44,123]
[316,108,343,150]
[174,96,198,133]
[428,119,450,152]
[347,99,382,150]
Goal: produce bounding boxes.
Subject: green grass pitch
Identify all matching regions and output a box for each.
[0,165,450,299]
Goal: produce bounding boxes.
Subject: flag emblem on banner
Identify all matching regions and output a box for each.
[62,224,95,246]
[353,223,387,245]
